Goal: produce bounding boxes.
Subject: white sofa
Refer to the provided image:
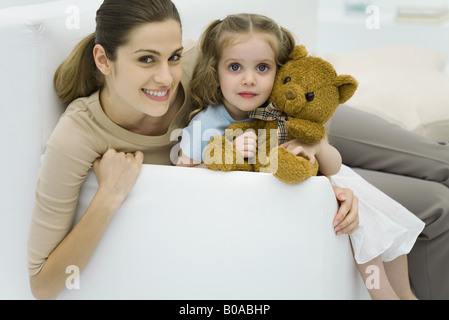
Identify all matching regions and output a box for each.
[0,0,369,300]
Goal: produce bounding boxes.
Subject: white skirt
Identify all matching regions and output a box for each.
[331,165,425,264]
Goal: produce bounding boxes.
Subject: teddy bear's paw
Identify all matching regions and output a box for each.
[269,147,319,184]
[208,161,253,172]
[204,136,226,171]
[205,136,253,172]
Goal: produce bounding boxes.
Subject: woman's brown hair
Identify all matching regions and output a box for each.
[189,13,296,119]
[54,0,181,105]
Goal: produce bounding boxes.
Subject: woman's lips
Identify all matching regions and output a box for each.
[142,88,170,101]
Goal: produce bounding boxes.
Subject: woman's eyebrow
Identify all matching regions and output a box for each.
[133,49,160,55]
[133,47,184,56]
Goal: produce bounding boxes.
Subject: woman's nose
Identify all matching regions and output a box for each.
[154,63,173,85]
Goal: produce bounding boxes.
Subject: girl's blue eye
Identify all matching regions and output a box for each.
[229,64,241,72]
[257,64,269,72]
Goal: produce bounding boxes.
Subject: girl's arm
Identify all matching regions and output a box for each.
[29,149,143,300]
[314,140,342,176]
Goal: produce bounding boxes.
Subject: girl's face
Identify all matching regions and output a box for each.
[103,20,183,121]
[218,33,277,121]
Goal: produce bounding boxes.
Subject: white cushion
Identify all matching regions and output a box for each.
[58,165,367,300]
[324,47,449,142]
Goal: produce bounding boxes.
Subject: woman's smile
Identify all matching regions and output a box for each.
[142,88,170,101]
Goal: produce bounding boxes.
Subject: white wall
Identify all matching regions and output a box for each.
[173,0,317,52]
[0,0,60,9]
[0,0,318,52]
[317,0,449,56]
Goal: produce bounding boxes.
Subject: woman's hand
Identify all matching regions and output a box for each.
[332,185,359,235]
[92,148,144,208]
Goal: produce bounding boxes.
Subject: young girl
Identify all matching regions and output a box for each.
[177,14,341,177]
[177,13,425,300]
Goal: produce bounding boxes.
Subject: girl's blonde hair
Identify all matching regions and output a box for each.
[189,13,296,119]
[54,0,181,105]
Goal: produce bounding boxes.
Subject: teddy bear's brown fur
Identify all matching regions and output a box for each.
[204,45,358,184]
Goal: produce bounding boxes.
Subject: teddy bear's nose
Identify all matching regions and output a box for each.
[285,89,297,100]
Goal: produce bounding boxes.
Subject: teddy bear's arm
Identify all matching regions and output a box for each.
[226,121,258,133]
[285,118,326,144]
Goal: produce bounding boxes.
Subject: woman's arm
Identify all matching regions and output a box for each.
[29,149,143,300]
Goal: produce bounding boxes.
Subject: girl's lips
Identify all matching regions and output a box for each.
[142,88,170,101]
[239,91,257,99]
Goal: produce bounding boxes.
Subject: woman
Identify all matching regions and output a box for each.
[28,0,359,300]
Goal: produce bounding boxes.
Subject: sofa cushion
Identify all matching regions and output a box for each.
[56,165,367,299]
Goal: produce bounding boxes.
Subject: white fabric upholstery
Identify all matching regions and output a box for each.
[0,0,368,299]
[59,166,367,299]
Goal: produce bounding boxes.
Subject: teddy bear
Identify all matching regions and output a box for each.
[204,45,358,184]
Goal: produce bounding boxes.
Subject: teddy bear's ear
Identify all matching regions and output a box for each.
[334,75,358,104]
[289,45,308,61]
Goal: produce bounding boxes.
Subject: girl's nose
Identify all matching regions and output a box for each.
[242,72,256,86]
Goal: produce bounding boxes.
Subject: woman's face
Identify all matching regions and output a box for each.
[104,19,183,119]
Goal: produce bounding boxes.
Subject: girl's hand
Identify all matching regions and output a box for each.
[92,148,144,207]
[281,139,342,177]
[234,131,258,158]
[280,139,316,164]
[332,185,359,235]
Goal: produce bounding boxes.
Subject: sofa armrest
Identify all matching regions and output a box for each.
[57,165,367,299]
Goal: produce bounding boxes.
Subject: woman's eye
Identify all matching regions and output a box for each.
[169,54,181,62]
[139,56,153,64]
[257,64,269,72]
[229,64,241,72]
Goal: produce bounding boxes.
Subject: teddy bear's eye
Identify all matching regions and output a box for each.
[283,77,291,84]
[305,92,315,102]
